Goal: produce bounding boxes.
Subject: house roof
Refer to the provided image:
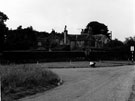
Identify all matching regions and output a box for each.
[77,35,89,41]
[68,34,89,41]
[36,32,49,39]
[48,33,64,40]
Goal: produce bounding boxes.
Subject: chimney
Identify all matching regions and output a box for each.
[64,25,68,45]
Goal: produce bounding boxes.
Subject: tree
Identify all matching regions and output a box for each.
[124,36,135,46]
[0,11,8,23]
[0,11,8,52]
[17,25,22,30]
[104,39,124,48]
[103,38,128,54]
[5,26,37,50]
[83,21,110,38]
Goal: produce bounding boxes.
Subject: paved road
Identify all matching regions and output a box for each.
[20,65,135,101]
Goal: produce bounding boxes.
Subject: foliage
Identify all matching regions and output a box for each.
[0,11,8,23]
[0,11,8,52]
[124,36,135,46]
[104,39,124,48]
[5,26,37,50]
[83,21,110,38]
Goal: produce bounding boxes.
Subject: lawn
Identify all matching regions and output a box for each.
[38,61,134,68]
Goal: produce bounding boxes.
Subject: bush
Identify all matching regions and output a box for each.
[1,65,60,101]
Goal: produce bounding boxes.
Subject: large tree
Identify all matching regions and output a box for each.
[0,11,8,52]
[83,21,110,38]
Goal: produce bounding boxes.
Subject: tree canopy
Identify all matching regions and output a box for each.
[124,36,135,46]
[5,26,37,50]
[83,21,111,38]
[0,11,8,24]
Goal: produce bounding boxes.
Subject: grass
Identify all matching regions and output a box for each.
[0,64,61,101]
[38,61,134,69]
[128,80,135,101]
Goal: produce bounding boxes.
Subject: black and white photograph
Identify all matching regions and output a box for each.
[0,0,135,101]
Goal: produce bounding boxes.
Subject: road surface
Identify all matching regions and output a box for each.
[20,65,135,101]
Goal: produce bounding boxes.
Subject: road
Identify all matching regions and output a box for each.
[20,65,135,101]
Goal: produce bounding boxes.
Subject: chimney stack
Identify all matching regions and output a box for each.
[64,25,68,45]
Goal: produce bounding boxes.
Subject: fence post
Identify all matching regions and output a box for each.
[130,46,134,63]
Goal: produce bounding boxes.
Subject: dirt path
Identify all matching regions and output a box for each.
[19,65,135,101]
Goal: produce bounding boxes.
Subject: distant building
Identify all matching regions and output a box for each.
[36,26,112,51]
[93,34,110,48]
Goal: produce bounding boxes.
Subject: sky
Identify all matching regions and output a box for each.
[0,0,134,41]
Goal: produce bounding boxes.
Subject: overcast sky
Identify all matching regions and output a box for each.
[0,0,134,41]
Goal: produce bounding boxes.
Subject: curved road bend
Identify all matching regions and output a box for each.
[20,65,135,101]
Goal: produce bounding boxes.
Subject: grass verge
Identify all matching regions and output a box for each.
[128,80,135,101]
[0,65,61,101]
